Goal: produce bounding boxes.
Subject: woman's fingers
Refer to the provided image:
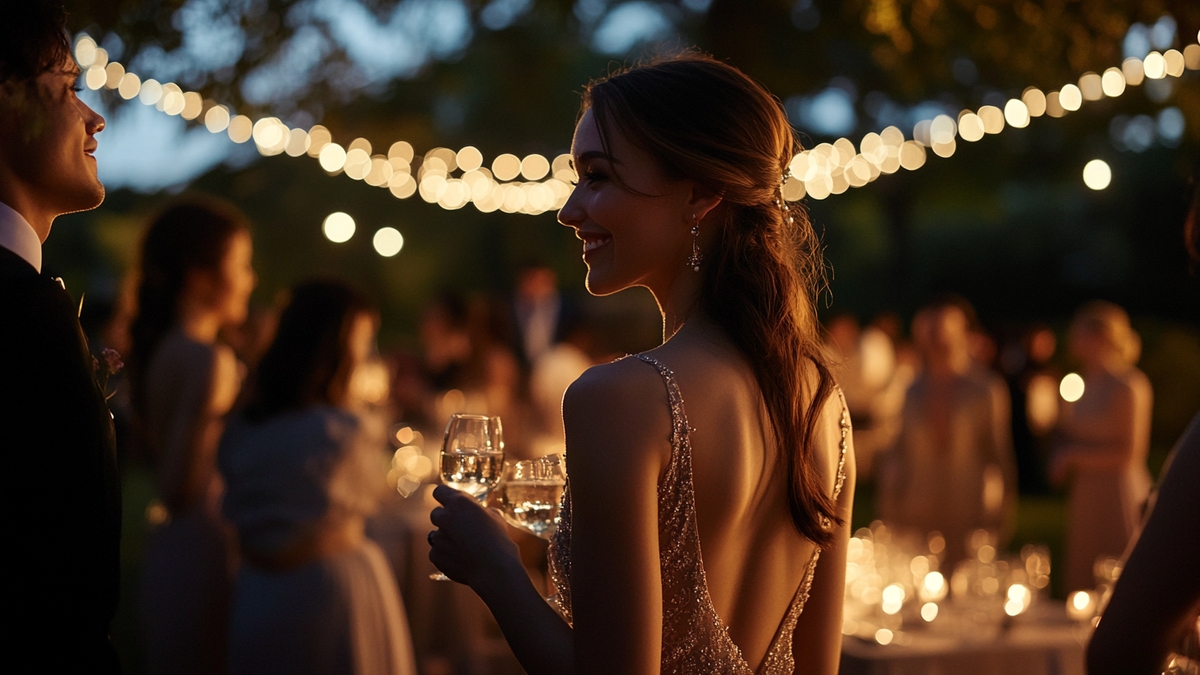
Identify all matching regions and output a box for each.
[430,506,448,528]
[432,484,467,505]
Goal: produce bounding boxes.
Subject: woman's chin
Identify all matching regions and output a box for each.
[583,269,624,297]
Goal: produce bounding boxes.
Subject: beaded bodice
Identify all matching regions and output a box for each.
[547,354,850,674]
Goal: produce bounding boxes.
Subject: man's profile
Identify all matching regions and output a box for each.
[0,1,121,671]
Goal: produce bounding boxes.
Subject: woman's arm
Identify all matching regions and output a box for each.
[158,344,240,513]
[1087,415,1200,674]
[793,402,856,675]
[429,359,669,675]
[564,362,670,675]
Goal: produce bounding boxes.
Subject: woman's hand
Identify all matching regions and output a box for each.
[428,485,522,589]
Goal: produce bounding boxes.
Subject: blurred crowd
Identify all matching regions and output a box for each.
[85,195,620,675]
[81,193,1173,674]
[826,296,1153,590]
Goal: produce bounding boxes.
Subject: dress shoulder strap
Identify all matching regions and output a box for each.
[630,353,691,453]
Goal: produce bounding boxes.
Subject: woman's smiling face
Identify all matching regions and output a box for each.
[557,108,697,297]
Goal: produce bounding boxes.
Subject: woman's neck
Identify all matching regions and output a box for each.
[177,301,223,345]
[653,267,704,342]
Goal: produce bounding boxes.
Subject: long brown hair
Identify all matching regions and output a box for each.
[584,53,840,547]
[128,197,249,421]
[242,279,376,423]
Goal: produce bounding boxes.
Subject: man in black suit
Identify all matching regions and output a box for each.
[0,2,120,670]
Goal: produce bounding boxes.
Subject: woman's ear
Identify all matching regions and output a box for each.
[686,183,723,224]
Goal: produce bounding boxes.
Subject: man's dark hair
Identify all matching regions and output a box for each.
[0,1,72,83]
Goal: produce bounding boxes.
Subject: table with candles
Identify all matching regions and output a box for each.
[838,523,1102,675]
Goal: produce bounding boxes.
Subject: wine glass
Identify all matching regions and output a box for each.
[430,413,504,580]
[495,454,565,540]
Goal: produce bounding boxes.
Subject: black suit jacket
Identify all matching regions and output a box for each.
[0,246,121,671]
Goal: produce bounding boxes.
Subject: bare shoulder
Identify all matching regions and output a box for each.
[1119,367,1152,397]
[563,357,672,469]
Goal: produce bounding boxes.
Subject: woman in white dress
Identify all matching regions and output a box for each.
[219,280,416,675]
[1052,301,1153,593]
[426,54,855,675]
[129,198,256,675]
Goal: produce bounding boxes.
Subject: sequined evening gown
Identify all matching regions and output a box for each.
[548,354,850,675]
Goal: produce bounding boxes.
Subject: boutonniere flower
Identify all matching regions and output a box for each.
[93,348,124,400]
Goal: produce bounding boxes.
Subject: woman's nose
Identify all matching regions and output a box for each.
[557,186,585,227]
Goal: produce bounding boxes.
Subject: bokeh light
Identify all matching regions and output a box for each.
[1021,87,1047,116]
[1003,99,1030,128]
[227,115,253,144]
[1143,51,1166,78]
[1059,84,1082,111]
[373,227,404,257]
[1082,159,1112,190]
[323,212,356,243]
[1101,67,1126,97]
[319,143,347,172]
[1078,71,1103,101]
[1060,373,1086,402]
[921,602,939,622]
[456,146,483,172]
[204,105,230,133]
[493,153,521,181]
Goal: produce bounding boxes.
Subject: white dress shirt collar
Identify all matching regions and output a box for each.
[0,201,42,273]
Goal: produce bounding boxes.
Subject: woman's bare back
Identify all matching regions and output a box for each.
[550,321,854,674]
[653,326,854,671]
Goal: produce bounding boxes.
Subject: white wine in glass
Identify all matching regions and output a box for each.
[496,454,565,540]
[430,413,504,580]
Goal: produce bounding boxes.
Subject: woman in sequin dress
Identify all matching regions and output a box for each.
[427,54,856,675]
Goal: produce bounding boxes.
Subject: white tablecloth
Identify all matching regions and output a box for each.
[840,606,1088,675]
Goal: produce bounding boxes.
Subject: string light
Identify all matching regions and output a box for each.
[72,27,1200,213]
[323,212,356,243]
[373,227,405,257]
[1082,159,1112,191]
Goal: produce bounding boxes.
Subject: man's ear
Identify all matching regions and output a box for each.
[0,79,47,144]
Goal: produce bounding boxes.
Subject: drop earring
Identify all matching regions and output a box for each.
[686,214,703,272]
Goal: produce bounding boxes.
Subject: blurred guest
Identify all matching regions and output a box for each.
[419,292,472,393]
[1002,325,1059,495]
[129,198,256,675]
[0,3,119,670]
[1051,301,1153,593]
[511,263,572,368]
[529,313,596,456]
[826,313,907,478]
[220,280,416,675]
[466,294,523,427]
[879,296,1016,568]
[1087,186,1200,675]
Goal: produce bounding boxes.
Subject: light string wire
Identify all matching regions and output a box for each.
[74,32,1200,213]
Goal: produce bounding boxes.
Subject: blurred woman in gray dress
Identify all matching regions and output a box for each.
[220,280,416,675]
[129,198,256,675]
